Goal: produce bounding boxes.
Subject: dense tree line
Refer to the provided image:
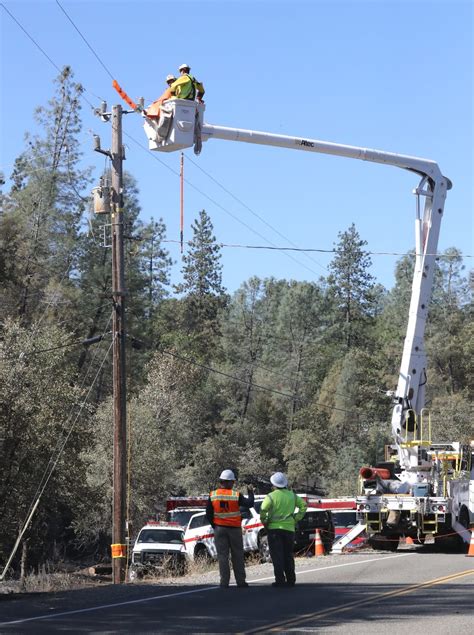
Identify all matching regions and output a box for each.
[1,69,472,572]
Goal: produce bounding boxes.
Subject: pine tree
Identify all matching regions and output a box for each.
[327,223,380,349]
[0,66,90,325]
[174,209,227,360]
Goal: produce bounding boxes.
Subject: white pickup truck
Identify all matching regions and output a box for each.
[129,521,187,580]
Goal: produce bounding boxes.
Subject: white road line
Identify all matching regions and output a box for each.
[249,552,412,583]
[0,553,412,626]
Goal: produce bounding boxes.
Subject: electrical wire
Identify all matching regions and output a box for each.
[160,348,360,418]
[0,3,98,109]
[55,1,115,81]
[20,334,108,356]
[123,132,322,278]
[185,152,327,272]
[0,338,113,581]
[161,239,472,259]
[0,2,62,73]
[21,311,114,522]
[4,5,326,286]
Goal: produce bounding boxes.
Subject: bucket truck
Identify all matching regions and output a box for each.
[142,98,472,551]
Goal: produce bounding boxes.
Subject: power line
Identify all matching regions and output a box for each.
[123,132,322,279]
[55,0,115,81]
[160,348,360,418]
[0,338,113,582]
[185,152,328,272]
[21,312,114,522]
[20,334,108,357]
[0,2,97,109]
[161,239,472,259]
[0,2,62,72]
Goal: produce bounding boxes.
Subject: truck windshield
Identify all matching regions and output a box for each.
[168,510,201,527]
[137,529,183,544]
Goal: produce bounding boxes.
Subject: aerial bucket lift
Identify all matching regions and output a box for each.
[140,93,473,549]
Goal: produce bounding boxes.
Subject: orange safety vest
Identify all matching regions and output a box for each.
[210,488,241,527]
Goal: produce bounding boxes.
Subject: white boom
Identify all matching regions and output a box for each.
[143,100,452,480]
[145,98,473,547]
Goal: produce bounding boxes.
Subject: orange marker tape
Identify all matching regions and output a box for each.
[112,79,138,111]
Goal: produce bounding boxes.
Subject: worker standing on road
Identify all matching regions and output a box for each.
[260,472,307,587]
[206,469,254,588]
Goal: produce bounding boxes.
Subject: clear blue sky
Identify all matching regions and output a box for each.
[1,0,472,293]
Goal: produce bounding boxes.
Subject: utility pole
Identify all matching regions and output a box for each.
[111,104,127,585]
[94,103,128,584]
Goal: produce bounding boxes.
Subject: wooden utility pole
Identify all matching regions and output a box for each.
[94,101,130,584]
[110,104,127,584]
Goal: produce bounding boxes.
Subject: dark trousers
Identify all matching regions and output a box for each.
[214,525,246,586]
[267,529,296,584]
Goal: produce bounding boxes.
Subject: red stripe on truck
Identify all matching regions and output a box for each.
[183,533,214,544]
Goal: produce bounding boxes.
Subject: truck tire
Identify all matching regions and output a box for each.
[258,534,272,563]
[194,545,212,563]
[459,506,470,530]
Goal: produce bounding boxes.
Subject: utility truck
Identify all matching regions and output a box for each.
[140,97,472,551]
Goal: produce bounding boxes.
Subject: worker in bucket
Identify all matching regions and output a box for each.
[169,63,205,103]
[206,469,254,588]
[259,472,307,587]
[166,74,177,86]
[145,64,204,120]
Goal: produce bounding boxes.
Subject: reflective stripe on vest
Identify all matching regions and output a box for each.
[210,489,241,527]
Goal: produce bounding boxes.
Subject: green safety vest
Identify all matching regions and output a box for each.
[260,489,307,532]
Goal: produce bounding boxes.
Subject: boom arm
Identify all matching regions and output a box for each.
[202,123,442,181]
[144,100,452,476]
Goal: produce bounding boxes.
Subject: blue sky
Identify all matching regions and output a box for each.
[1,0,472,293]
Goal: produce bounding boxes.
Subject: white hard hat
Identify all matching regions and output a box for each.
[179,63,190,71]
[220,469,236,481]
[270,472,288,488]
[166,74,176,82]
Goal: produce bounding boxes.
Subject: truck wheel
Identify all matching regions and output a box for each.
[258,534,272,563]
[195,545,211,563]
[369,534,399,552]
[459,507,470,530]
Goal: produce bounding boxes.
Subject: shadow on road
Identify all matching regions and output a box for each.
[0,574,473,633]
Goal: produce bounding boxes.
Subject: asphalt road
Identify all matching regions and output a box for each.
[1,547,473,633]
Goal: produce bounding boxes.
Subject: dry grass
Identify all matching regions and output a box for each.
[1,563,106,595]
[185,556,217,576]
[22,565,99,593]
